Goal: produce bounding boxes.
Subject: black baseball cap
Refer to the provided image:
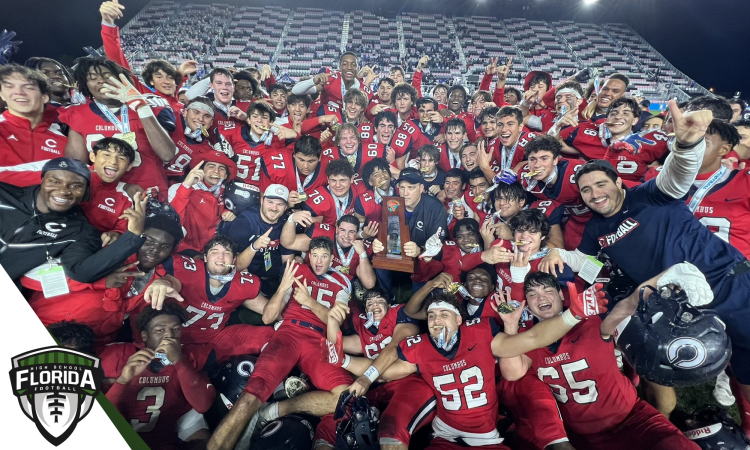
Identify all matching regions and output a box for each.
[41,157,92,200]
[395,167,424,186]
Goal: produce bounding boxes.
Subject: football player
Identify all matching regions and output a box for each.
[165,96,216,178]
[103,303,216,450]
[168,151,237,255]
[478,56,512,109]
[350,290,608,450]
[260,135,332,205]
[208,239,354,450]
[366,77,396,121]
[303,159,365,224]
[23,57,74,108]
[328,123,386,174]
[418,144,446,196]
[60,57,177,193]
[0,64,69,185]
[581,73,630,123]
[516,135,590,250]
[353,158,396,224]
[533,80,584,134]
[510,272,700,450]
[267,84,289,123]
[281,212,377,287]
[292,52,372,113]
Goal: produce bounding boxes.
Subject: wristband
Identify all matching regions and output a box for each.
[363,365,380,383]
[675,137,704,150]
[342,354,351,369]
[359,251,368,260]
[250,242,258,252]
[561,309,581,327]
[287,213,296,224]
[136,104,154,117]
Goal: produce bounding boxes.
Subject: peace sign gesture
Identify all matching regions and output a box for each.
[120,191,148,236]
[485,57,498,76]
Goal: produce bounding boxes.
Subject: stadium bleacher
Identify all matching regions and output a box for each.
[115,0,706,101]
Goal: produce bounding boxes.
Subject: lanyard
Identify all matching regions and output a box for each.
[250,130,273,146]
[448,149,461,169]
[524,167,558,193]
[502,138,519,172]
[95,101,129,133]
[334,191,350,219]
[374,185,393,204]
[688,167,728,213]
[185,127,202,141]
[295,165,315,193]
[337,243,356,268]
[213,100,230,115]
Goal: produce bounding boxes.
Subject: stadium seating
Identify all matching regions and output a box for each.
[114,0,706,101]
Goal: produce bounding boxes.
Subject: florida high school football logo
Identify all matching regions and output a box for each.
[9,346,103,446]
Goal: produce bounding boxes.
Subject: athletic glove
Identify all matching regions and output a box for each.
[656,262,714,307]
[567,282,608,319]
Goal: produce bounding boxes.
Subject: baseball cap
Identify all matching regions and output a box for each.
[395,167,424,186]
[263,184,289,202]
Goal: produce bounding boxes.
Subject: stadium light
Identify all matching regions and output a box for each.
[583,0,598,4]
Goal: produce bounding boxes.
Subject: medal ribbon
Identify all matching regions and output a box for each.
[95,101,130,133]
[688,166,728,213]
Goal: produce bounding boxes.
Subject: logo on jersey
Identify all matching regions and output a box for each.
[598,218,639,248]
[666,337,707,369]
[9,346,103,446]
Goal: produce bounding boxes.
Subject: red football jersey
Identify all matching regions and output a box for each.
[352,304,414,359]
[436,142,463,172]
[329,143,385,175]
[441,240,485,281]
[486,131,535,175]
[353,188,394,225]
[166,124,214,177]
[304,223,371,279]
[0,111,66,187]
[210,100,251,136]
[80,172,133,234]
[223,124,291,187]
[517,159,591,250]
[304,186,357,225]
[688,169,750,258]
[390,119,436,160]
[260,148,332,194]
[58,98,176,193]
[526,316,638,435]
[320,72,373,111]
[279,263,352,329]
[398,318,502,440]
[172,256,261,344]
[102,342,215,450]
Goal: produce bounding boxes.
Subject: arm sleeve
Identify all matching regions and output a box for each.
[655,138,706,199]
[556,248,592,273]
[100,24,132,72]
[292,78,318,95]
[185,77,211,101]
[527,115,543,131]
[493,86,507,108]
[174,359,216,414]
[411,70,423,97]
[61,230,145,283]
[104,381,128,411]
[265,73,277,91]
[479,72,493,91]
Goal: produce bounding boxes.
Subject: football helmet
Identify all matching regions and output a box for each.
[209,354,258,410]
[614,286,731,387]
[335,392,380,450]
[251,414,316,450]
[223,181,260,215]
[678,406,750,449]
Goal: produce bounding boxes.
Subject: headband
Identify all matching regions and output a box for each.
[187,102,215,117]
[557,88,582,99]
[427,301,461,316]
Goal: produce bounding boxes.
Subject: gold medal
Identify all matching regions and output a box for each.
[201,126,209,137]
[496,302,516,314]
[298,192,308,202]
[340,266,350,274]
[474,194,484,203]
[446,282,461,295]
[523,170,541,178]
[513,240,530,246]
[119,132,137,147]
[465,243,479,248]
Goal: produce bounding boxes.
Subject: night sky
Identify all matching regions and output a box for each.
[2,0,748,98]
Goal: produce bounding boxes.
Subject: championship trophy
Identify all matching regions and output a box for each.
[372,197,414,273]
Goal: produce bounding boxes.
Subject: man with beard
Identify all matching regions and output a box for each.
[103,303,216,450]
[60,57,177,193]
[220,184,294,295]
[208,239,354,450]
[0,65,69,185]
[0,157,149,284]
[165,236,274,359]
[28,214,184,347]
[292,52,372,114]
[165,97,217,179]
[281,213,377,288]
[303,159,366,225]
[319,288,432,450]
[168,151,237,256]
[561,98,670,183]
